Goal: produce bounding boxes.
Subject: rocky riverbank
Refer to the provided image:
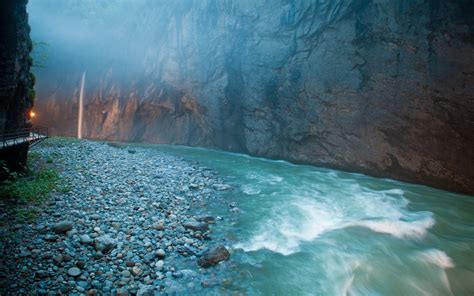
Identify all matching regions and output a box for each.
[0,138,234,295]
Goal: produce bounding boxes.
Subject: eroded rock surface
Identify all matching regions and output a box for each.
[30,1,474,193]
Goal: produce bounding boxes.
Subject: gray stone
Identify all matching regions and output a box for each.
[94,235,117,253]
[198,245,230,268]
[183,220,209,232]
[137,285,155,296]
[52,221,73,234]
[116,288,129,296]
[80,234,93,245]
[67,267,81,277]
[156,249,165,259]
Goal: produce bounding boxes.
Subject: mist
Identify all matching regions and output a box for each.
[26,0,474,193]
[1,0,474,294]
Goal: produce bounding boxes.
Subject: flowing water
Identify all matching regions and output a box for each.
[77,72,86,139]
[143,144,474,295]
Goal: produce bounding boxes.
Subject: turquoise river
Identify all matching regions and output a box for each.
[142,144,474,295]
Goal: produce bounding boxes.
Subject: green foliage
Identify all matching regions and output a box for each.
[31,40,50,68]
[15,208,39,223]
[40,137,80,147]
[27,88,36,101]
[29,72,36,86]
[0,168,59,202]
[27,55,33,67]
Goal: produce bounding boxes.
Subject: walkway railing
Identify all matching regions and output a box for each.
[0,126,48,149]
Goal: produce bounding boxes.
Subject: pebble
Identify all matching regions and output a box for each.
[67,267,81,277]
[52,221,73,234]
[80,234,93,245]
[156,260,164,271]
[94,235,117,253]
[0,140,233,294]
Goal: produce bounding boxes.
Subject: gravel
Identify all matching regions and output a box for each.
[0,139,233,294]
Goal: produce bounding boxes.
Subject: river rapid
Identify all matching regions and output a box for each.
[144,144,474,295]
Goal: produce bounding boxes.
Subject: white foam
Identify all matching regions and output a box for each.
[236,197,345,255]
[415,249,455,293]
[417,249,455,269]
[242,184,261,195]
[380,188,405,195]
[237,183,435,255]
[348,216,435,239]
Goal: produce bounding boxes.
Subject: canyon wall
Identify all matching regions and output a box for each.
[0,0,34,171]
[30,0,474,194]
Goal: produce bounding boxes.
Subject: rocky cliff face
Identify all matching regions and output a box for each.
[0,0,33,133]
[0,0,34,171]
[30,0,474,194]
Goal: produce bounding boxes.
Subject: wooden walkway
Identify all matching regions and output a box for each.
[0,127,48,149]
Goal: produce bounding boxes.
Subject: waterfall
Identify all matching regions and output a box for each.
[77,71,85,139]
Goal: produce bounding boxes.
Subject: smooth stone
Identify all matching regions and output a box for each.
[182,220,209,232]
[76,261,86,269]
[126,261,136,267]
[213,184,231,191]
[121,270,131,277]
[152,222,164,231]
[116,288,129,296]
[156,260,164,271]
[196,216,216,224]
[35,270,49,279]
[198,245,230,268]
[52,221,73,234]
[143,253,155,263]
[137,285,155,296]
[132,266,142,276]
[156,249,165,259]
[67,267,81,277]
[80,234,93,245]
[94,235,117,253]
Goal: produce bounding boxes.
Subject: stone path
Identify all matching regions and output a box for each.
[0,139,233,295]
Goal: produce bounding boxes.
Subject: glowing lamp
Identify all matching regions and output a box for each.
[30,111,36,118]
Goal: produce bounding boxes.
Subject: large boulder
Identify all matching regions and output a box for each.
[198,245,230,268]
[183,220,209,232]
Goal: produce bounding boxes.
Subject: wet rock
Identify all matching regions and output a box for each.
[35,271,49,279]
[143,253,155,263]
[116,288,129,296]
[90,214,100,220]
[213,184,232,191]
[67,267,81,277]
[137,285,155,296]
[197,216,216,224]
[80,234,93,245]
[76,261,86,269]
[183,220,209,232]
[152,222,164,231]
[0,140,233,294]
[156,260,164,271]
[53,254,63,265]
[156,249,166,259]
[132,266,142,276]
[198,246,230,268]
[94,235,117,253]
[126,261,136,267]
[52,221,73,234]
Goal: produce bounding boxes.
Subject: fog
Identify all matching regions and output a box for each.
[28,0,160,81]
